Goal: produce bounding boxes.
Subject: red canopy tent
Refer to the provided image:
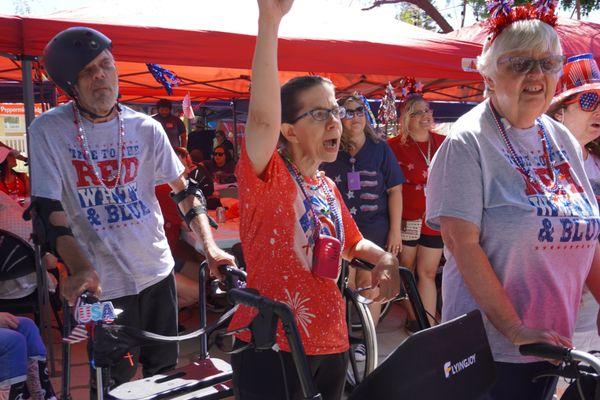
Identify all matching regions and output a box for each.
[0,0,483,103]
[447,17,600,63]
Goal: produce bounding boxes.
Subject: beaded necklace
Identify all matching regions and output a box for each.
[282,154,344,246]
[73,102,125,191]
[489,102,562,194]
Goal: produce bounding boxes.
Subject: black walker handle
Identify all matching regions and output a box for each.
[228,288,322,400]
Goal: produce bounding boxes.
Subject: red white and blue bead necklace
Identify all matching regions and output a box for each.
[72,102,126,191]
[489,101,562,194]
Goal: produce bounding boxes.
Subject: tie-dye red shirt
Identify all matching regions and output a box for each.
[228,147,363,355]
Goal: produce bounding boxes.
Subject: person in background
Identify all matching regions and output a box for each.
[0,146,29,203]
[155,147,211,309]
[321,94,404,339]
[153,99,187,148]
[215,130,235,158]
[188,120,216,162]
[547,53,600,353]
[426,6,600,398]
[388,94,445,327]
[0,313,56,400]
[203,145,236,183]
[228,1,399,398]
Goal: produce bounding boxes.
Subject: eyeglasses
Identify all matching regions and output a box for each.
[497,55,565,75]
[214,152,225,156]
[410,108,433,117]
[342,106,365,120]
[564,91,600,113]
[290,106,346,123]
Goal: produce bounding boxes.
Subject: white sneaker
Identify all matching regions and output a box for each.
[354,344,366,362]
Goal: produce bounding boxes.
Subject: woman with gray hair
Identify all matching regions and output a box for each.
[425,2,600,399]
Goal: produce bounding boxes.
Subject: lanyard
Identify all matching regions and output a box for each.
[410,135,432,167]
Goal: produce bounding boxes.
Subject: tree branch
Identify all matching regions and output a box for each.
[362,0,454,32]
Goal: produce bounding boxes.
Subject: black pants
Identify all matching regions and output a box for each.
[231,342,348,400]
[482,361,558,400]
[89,273,178,391]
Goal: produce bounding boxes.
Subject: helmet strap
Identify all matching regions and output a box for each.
[73,96,118,122]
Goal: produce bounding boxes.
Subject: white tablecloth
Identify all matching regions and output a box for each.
[181,210,240,252]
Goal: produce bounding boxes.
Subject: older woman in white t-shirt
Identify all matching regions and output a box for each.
[548,53,600,353]
[426,7,600,400]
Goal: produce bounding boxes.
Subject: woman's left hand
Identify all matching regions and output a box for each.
[386,228,403,256]
[369,253,400,302]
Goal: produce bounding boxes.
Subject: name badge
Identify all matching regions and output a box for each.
[347,171,361,191]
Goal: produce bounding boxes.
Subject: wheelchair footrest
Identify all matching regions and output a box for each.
[108,358,232,400]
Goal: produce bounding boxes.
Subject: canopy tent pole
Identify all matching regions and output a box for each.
[22,56,57,377]
[231,100,239,161]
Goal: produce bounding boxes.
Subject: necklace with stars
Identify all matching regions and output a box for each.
[73,102,126,192]
[489,102,564,195]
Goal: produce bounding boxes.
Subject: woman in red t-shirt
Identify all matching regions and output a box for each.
[388,94,445,326]
[229,1,400,399]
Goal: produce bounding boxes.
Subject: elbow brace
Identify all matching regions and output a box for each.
[170,179,217,229]
[23,197,74,256]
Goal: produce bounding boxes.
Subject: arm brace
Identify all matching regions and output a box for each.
[23,196,74,256]
[170,180,218,229]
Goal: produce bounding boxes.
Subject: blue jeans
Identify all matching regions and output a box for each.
[0,317,46,386]
[482,361,558,400]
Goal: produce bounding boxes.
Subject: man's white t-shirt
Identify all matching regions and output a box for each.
[29,102,184,300]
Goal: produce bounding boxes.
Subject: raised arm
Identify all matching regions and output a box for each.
[245,0,293,175]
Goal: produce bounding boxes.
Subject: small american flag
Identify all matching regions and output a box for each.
[182,92,195,119]
[63,324,89,344]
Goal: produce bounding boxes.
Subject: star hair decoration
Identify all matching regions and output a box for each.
[484,0,558,44]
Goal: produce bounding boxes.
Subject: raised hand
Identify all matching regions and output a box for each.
[257,0,294,22]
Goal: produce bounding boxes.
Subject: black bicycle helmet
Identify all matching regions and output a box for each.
[156,99,172,109]
[43,27,112,97]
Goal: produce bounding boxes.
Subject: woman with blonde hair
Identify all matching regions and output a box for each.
[388,94,445,327]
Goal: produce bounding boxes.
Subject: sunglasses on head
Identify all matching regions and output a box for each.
[564,91,600,113]
[497,55,565,75]
[342,106,365,120]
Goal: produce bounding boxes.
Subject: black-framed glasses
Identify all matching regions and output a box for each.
[410,108,433,117]
[565,91,600,113]
[290,106,346,123]
[497,55,565,75]
[342,106,365,120]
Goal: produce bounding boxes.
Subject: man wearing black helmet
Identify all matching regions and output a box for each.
[27,27,236,393]
[153,98,188,149]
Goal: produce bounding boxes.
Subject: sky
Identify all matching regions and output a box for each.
[0,0,597,32]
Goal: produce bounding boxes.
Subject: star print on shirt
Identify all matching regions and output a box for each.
[350,206,357,215]
[407,163,415,171]
[334,175,342,184]
[415,184,423,191]
[347,191,355,199]
[422,170,428,179]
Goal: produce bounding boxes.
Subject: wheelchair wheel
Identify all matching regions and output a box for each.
[345,287,378,391]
